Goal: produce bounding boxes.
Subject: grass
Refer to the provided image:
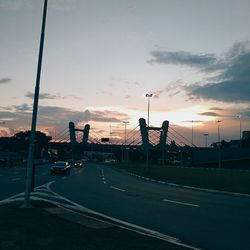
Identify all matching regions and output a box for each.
[0,201,187,250]
[114,163,250,195]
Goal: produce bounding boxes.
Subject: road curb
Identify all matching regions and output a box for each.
[108,165,250,199]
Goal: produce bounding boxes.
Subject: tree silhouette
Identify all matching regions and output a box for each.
[13,131,52,158]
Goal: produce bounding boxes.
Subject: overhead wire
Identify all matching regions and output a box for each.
[169,126,195,147]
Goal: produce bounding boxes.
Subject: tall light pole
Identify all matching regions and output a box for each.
[191,120,194,146]
[54,127,57,142]
[236,115,242,148]
[145,93,153,127]
[123,121,129,162]
[217,120,221,168]
[203,133,209,147]
[110,125,113,154]
[145,93,153,168]
[23,0,48,207]
[123,121,129,145]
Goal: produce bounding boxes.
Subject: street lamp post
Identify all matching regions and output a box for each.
[123,121,129,145]
[145,93,153,168]
[145,93,153,127]
[123,121,129,162]
[217,120,222,168]
[23,0,48,207]
[191,120,194,146]
[203,133,209,147]
[236,115,242,148]
[110,125,113,154]
[54,127,57,142]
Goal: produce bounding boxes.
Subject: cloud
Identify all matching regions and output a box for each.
[0,128,13,137]
[190,42,250,103]
[239,110,250,119]
[0,0,79,11]
[148,51,216,68]
[124,81,141,86]
[96,90,113,96]
[198,112,221,117]
[182,120,204,123]
[151,80,184,98]
[198,107,250,120]
[0,78,12,84]
[0,105,130,136]
[25,91,58,100]
[12,103,32,112]
[209,107,224,111]
[188,80,250,103]
[0,0,34,10]
[150,41,250,103]
[63,95,81,100]
[89,110,130,123]
[0,103,31,112]
[25,91,81,100]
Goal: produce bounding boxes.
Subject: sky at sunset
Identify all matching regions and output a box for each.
[0,0,250,146]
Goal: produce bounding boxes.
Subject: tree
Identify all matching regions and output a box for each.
[221,140,229,148]
[13,131,52,158]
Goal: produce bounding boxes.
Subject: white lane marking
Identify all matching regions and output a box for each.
[163,199,200,208]
[110,186,126,192]
[125,171,250,198]
[31,191,56,198]
[0,181,200,250]
[158,181,166,184]
[98,166,107,184]
[11,178,21,182]
[44,183,201,250]
[0,181,55,205]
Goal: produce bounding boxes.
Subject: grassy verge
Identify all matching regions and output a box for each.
[0,201,187,250]
[113,163,250,195]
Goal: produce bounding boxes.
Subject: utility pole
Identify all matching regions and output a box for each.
[110,125,113,154]
[217,120,221,169]
[123,121,129,162]
[191,120,194,146]
[23,0,48,207]
[203,133,209,147]
[145,93,153,127]
[145,93,153,168]
[236,115,242,148]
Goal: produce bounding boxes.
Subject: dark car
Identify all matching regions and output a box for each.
[74,160,83,168]
[50,161,71,175]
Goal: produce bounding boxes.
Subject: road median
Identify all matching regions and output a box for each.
[112,163,250,196]
[0,200,189,250]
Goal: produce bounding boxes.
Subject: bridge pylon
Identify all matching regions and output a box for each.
[139,118,169,152]
[68,122,90,145]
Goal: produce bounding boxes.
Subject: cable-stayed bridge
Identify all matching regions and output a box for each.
[48,118,195,164]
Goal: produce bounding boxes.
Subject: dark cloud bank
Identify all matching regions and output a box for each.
[0,78,12,84]
[25,91,81,100]
[149,41,250,103]
[0,104,130,131]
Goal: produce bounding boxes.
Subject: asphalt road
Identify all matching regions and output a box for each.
[1,162,250,250]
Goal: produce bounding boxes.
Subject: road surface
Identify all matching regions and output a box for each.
[1,162,250,250]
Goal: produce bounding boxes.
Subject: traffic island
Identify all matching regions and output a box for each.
[0,201,189,250]
[113,163,250,195]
